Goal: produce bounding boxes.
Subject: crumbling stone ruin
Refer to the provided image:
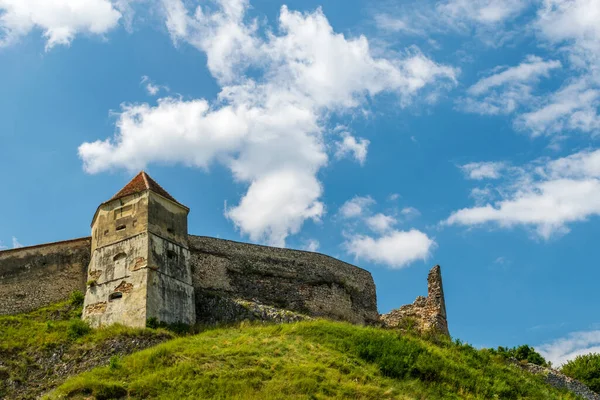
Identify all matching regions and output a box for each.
[0,171,448,336]
[381,265,449,336]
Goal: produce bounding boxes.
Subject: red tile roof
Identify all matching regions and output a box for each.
[111,171,185,207]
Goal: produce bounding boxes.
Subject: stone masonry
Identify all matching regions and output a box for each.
[0,171,448,335]
[82,172,195,328]
[381,265,449,336]
[0,238,90,315]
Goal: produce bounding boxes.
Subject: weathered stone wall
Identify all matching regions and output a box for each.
[0,235,380,325]
[188,235,379,325]
[381,265,449,336]
[0,238,91,315]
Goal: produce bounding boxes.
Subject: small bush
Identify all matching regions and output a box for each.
[561,353,600,394]
[109,356,122,371]
[67,319,91,339]
[489,344,550,367]
[69,290,85,307]
[86,279,97,287]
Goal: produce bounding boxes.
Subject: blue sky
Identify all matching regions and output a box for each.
[1,0,600,365]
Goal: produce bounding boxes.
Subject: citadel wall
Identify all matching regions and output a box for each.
[0,238,91,315]
[188,235,380,325]
[0,235,379,325]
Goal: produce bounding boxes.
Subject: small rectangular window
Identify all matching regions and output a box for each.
[116,224,126,231]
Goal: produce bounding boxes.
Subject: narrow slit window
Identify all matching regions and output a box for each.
[109,292,123,301]
[116,224,126,231]
[167,250,177,259]
[167,228,174,234]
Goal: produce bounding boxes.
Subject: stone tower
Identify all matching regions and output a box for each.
[82,171,195,328]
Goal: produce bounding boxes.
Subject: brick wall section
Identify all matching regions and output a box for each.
[381,265,450,336]
[0,238,91,315]
[188,235,379,325]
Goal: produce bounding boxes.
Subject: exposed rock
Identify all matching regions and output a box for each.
[510,359,600,400]
[381,265,449,336]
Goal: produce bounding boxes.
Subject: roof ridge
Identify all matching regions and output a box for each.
[141,171,150,190]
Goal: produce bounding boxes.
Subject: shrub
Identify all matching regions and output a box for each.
[109,356,122,371]
[69,290,85,307]
[68,319,91,339]
[489,344,550,367]
[561,353,600,394]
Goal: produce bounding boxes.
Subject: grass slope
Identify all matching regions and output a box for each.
[0,296,173,399]
[47,321,579,400]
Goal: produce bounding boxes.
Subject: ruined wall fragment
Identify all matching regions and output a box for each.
[381,265,449,336]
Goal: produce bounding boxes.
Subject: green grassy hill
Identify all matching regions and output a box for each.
[0,297,581,400]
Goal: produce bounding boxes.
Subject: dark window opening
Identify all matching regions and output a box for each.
[167,228,174,234]
[116,224,126,231]
[109,292,123,301]
[167,250,177,259]
[104,230,109,236]
[113,252,127,261]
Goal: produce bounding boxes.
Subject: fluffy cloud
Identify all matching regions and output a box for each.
[334,132,369,165]
[460,161,506,180]
[302,239,320,252]
[516,77,600,136]
[446,149,600,238]
[140,76,167,96]
[365,213,397,233]
[514,0,600,136]
[339,195,432,268]
[460,56,561,116]
[345,229,436,269]
[538,330,600,367]
[0,0,122,49]
[80,0,457,246]
[338,196,375,219]
[400,206,421,219]
[536,0,600,63]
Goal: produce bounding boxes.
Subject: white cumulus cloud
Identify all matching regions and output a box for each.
[461,161,506,180]
[338,196,375,219]
[0,0,122,49]
[79,0,457,246]
[446,148,600,238]
[334,132,369,165]
[538,330,600,367]
[365,213,397,233]
[345,229,436,269]
[302,239,320,252]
